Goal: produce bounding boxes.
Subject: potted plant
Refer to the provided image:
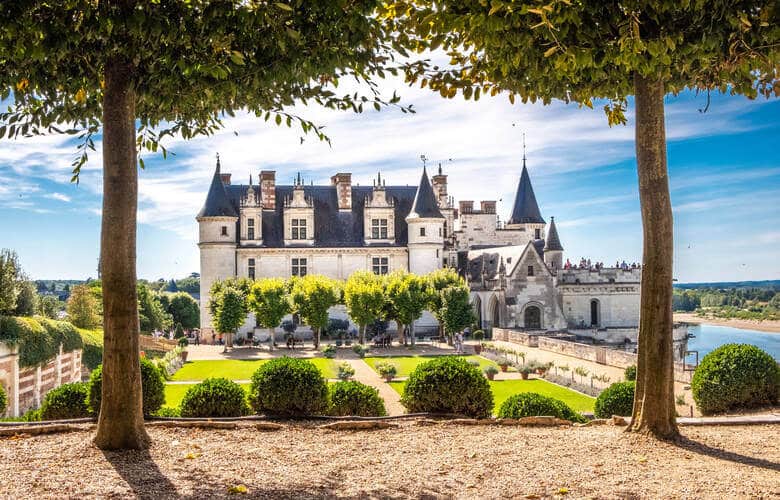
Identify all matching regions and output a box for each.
[519,364,535,380]
[483,365,499,381]
[472,330,484,354]
[376,361,397,382]
[496,357,510,372]
[337,362,356,381]
[178,337,189,362]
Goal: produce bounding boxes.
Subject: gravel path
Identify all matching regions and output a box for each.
[344,359,405,416]
[0,423,777,499]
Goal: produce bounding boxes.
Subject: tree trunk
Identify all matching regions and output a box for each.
[269,326,275,351]
[313,327,320,349]
[359,324,365,345]
[410,322,416,347]
[628,74,679,439]
[93,58,149,450]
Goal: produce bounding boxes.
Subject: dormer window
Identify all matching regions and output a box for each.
[420,227,426,237]
[535,228,541,239]
[371,219,388,239]
[221,226,228,236]
[291,219,307,240]
[247,219,255,240]
[528,265,534,277]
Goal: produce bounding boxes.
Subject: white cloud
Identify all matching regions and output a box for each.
[45,192,72,202]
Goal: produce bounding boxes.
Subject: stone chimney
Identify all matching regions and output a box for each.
[260,170,276,209]
[331,173,352,211]
[431,164,448,207]
[459,200,474,214]
[480,200,496,214]
[220,173,231,185]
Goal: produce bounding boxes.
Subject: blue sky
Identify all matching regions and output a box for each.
[0,80,778,283]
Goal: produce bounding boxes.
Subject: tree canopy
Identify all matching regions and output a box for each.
[248,278,291,350]
[385,270,432,345]
[343,271,386,344]
[290,274,340,348]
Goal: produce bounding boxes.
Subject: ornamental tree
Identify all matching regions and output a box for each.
[343,271,387,344]
[385,270,433,346]
[0,1,405,450]
[66,284,102,330]
[439,285,476,341]
[247,278,291,351]
[166,292,200,330]
[290,275,341,349]
[426,268,467,342]
[390,0,778,439]
[212,285,247,354]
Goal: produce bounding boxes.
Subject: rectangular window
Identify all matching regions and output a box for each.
[221,226,228,236]
[248,258,255,280]
[420,227,426,237]
[372,257,389,275]
[527,265,534,277]
[370,218,388,239]
[292,258,307,277]
[534,228,541,239]
[291,219,307,240]
[247,219,255,240]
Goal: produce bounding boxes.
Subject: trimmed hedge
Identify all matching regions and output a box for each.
[0,383,7,416]
[76,327,104,370]
[180,378,250,418]
[0,316,83,368]
[329,381,387,417]
[39,382,91,420]
[497,393,586,423]
[88,358,166,416]
[249,357,329,416]
[400,356,493,418]
[594,381,635,418]
[692,344,779,415]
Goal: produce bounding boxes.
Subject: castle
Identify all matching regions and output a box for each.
[197,155,646,343]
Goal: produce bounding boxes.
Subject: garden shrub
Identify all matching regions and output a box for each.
[497,392,586,423]
[39,382,91,420]
[180,378,250,418]
[249,357,329,416]
[400,357,493,418]
[322,344,336,359]
[594,381,635,418]
[624,365,637,382]
[337,362,355,381]
[88,357,166,416]
[77,327,104,370]
[0,384,7,416]
[351,344,368,358]
[329,381,387,417]
[375,361,397,380]
[154,406,182,418]
[691,344,779,415]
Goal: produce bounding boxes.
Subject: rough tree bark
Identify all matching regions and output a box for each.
[628,74,679,439]
[93,58,149,450]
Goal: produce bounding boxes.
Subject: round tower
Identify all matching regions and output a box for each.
[544,216,564,271]
[197,155,239,335]
[406,166,445,275]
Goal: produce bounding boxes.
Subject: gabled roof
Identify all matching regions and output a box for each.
[544,216,563,251]
[197,160,238,218]
[407,166,443,219]
[508,161,544,225]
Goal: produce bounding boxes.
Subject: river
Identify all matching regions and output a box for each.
[681,324,780,361]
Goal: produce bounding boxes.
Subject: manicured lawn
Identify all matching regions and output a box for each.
[364,355,504,378]
[171,358,338,381]
[388,378,595,414]
[163,383,250,409]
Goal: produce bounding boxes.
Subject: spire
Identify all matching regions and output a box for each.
[408,165,444,219]
[544,216,563,251]
[507,159,545,225]
[197,157,238,218]
[249,173,253,186]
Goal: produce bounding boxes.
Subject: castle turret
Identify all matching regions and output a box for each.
[197,155,238,333]
[505,157,546,240]
[544,216,563,271]
[406,166,444,275]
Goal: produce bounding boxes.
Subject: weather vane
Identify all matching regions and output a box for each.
[420,154,428,169]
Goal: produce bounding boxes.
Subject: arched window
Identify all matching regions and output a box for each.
[590,299,600,327]
[524,306,541,329]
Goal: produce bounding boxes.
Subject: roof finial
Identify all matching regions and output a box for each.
[216,152,221,171]
[420,154,428,170]
[296,172,302,186]
[522,132,527,168]
[249,173,253,186]
[438,163,442,175]
[377,171,382,186]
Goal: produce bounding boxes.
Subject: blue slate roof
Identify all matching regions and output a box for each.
[544,216,563,251]
[508,162,545,225]
[197,162,239,218]
[408,166,444,219]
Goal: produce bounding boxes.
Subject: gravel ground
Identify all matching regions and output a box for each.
[0,422,778,499]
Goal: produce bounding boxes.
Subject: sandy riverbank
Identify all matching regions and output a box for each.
[674,312,780,334]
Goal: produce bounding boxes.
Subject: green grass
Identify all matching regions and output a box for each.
[163,383,251,409]
[388,378,595,415]
[364,355,504,378]
[170,358,338,381]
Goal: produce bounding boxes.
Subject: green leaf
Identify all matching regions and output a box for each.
[275,3,293,11]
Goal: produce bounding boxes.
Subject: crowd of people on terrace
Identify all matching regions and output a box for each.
[562,258,642,271]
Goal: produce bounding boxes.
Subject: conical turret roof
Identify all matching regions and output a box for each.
[508,161,544,224]
[544,216,563,251]
[408,166,443,219]
[197,157,238,218]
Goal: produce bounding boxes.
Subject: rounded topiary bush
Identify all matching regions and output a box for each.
[497,392,586,423]
[624,365,637,382]
[39,382,91,420]
[88,357,166,416]
[329,381,387,417]
[249,357,329,416]
[400,356,493,418]
[594,381,635,418]
[180,378,250,418]
[0,383,7,416]
[692,343,779,415]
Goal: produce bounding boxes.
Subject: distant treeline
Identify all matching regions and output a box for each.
[35,273,200,300]
[674,285,780,321]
